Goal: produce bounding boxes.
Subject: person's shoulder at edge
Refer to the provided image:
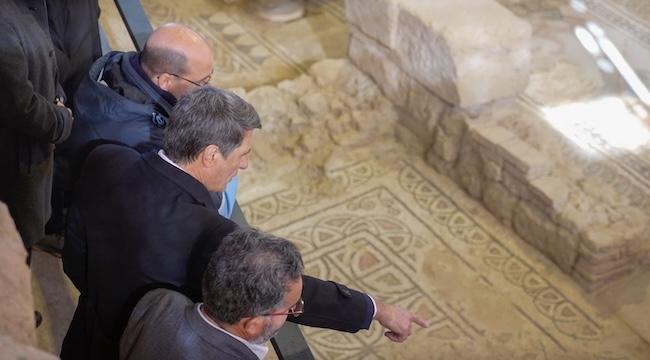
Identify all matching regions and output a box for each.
[134,288,191,317]
[79,143,142,180]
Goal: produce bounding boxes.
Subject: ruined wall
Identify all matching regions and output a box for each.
[346,0,650,290]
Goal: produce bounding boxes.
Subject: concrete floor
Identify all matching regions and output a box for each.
[33,0,650,358]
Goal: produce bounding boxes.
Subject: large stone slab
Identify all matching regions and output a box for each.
[345,0,399,48]
[377,0,531,107]
[0,203,35,346]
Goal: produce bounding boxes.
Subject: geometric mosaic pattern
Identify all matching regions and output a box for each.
[240,154,650,359]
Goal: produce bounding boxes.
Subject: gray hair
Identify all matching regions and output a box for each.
[141,45,188,76]
[202,228,304,324]
[163,87,261,163]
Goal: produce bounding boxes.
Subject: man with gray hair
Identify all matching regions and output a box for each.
[62,86,427,360]
[120,228,305,359]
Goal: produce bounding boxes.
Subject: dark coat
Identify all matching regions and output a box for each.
[61,144,372,359]
[120,289,259,360]
[0,0,74,248]
[46,0,102,102]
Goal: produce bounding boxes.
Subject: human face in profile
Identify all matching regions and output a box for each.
[208,130,253,192]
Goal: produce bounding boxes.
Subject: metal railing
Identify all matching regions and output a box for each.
[110,1,315,358]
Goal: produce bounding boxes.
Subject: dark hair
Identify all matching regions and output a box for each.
[202,228,303,324]
[163,87,262,163]
[141,45,188,76]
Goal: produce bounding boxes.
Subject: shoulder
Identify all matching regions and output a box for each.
[129,288,192,327]
[79,144,142,185]
[87,143,140,163]
[137,288,192,312]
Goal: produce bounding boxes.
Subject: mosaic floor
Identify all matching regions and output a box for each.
[32,0,650,358]
[238,146,650,359]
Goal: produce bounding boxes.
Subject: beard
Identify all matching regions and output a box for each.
[252,319,283,345]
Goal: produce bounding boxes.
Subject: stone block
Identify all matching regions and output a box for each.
[309,58,354,90]
[439,108,470,140]
[483,181,518,224]
[345,0,399,48]
[513,201,557,257]
[501,168,529,200]
[396,122,428,154]
[245,85,298,133]
[298,92,330,116]
[470,125,517,152]
[0,335,58,360]
[497,138,552,179]
[580,221,630,253]
[482,158,502,182]
[432,128,462,163]
[549,227,580,273]
[529,176,570,213]
[278,74,317,97]
[456,142,483,199]
[0,202,36,346]
[349,32,409,107]
[407,79,448,128]
[394,0,531,107]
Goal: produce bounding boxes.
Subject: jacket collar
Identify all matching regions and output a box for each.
[121,52,175,117]
[185,305,259,360]
[142,151,218,212]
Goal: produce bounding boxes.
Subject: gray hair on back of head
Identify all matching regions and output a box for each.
[163,86,261,164]
[202,228,304,325]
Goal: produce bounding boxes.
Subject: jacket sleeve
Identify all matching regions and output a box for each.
[290,275,373,333]
[0,21,73,144]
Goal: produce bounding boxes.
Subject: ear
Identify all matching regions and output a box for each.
[199,144,222,166]
[240,316,268,341]
[155,73,175,92]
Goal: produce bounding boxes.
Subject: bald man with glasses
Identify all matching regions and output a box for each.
[55,23,237,234]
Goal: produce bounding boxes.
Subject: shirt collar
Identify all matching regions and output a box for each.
[157,149,188,174]
[196,304,269,360]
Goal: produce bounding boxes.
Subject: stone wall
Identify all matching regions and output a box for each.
[345,0,650,290]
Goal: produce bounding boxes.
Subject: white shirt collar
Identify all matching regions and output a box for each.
[157,149,189,174]
[196,304,269,360]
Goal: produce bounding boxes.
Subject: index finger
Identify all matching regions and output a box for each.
[411,314,429,328]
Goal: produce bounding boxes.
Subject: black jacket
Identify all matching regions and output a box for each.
[0,0,73,177]
[47,0,102,102]
[61,144,372,359]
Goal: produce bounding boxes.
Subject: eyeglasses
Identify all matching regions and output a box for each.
[166,68,214,87]
[262,298,304,318]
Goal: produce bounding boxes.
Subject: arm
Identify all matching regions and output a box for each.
[292,275,428,340]
[0,22,73,143]
[290,275,372,333]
